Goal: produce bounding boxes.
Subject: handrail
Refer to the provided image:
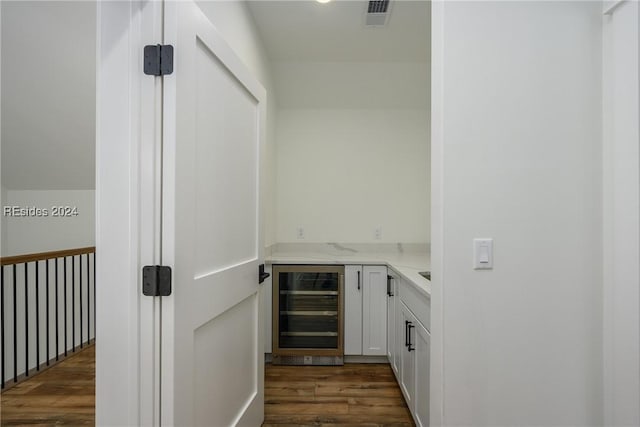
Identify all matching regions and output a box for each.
[0,247,95,266]
[1,245,96,390]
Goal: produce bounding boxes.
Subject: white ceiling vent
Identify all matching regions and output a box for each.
[365,0,392,27]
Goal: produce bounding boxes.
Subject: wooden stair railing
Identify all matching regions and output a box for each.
[0,246,96,391]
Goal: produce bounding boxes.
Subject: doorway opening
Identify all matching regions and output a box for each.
[0,1,97,424]
[244,0,431,425]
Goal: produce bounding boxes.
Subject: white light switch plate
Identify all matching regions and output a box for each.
[474,238,493,269]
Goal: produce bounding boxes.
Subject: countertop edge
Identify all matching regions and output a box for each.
[266,255,431,299]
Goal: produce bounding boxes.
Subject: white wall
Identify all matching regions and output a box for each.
[4,190,95,256]
[431,2,603,425]
[602,2,640,425]
[0,1,96,257]
[197,0,278,248]
[1,1,96,190]
[1,185,7,256]
[277,108,429,243]
[273,61,429,109]
[0,5,4,258]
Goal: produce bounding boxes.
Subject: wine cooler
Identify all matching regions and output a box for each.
[272,265,344,365]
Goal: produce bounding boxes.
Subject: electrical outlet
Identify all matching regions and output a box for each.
[374,226,382,240]
[296,227,305,240]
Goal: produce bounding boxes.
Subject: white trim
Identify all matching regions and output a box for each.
[159,2,177,422]
[96,2,160,425]
[429,1,445,426]
[602,8,614,425]
[603,0,627,15]
[602,1,640,425]
[138,1,164,425]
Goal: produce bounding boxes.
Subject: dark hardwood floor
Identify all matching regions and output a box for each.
[264,363,415,426]
[1,349,412,426]
[0,345,95,426]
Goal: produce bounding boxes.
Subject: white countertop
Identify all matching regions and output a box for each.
[266,243,431,298]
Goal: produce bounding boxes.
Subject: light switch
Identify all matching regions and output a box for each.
[474,238,493,270]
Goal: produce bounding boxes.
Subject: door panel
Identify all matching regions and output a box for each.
[194,294,258,426]
[161,2,266,425]
[194,38,258,276]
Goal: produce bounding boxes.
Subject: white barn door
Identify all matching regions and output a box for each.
[160,2,266,425]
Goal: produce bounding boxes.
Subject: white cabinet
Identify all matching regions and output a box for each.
[399,300,430,426]
[389,270,430,427]
[399,277,430,331]
[387,270,399,375]
[344,265,363,355]
[414,321,430,427]
[344,265,387,356]
[399,302,416,408]
[362,266,388,356]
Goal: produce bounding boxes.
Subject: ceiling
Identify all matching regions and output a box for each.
[0,0,429,190]
[1,1,96,190]
[247,0,430,108]
[247,0,430,62]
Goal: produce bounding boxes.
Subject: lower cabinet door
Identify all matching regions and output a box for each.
[344,265,363,355]
[394,292,405,380]
[362,266,388,356]
[399,303,416,409]
[414,323,430,427]
[387,274,398,374]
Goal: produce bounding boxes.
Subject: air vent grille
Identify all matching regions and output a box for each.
[368,0,390,14]
[365,0,392,27]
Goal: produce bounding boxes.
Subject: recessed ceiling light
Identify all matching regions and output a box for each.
[316,0,332,3]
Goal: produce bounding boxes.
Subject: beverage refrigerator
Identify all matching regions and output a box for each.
[271,265,344,365]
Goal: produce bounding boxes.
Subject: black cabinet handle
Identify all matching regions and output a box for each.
[357,270,361,291]
[387,275,394,297]
[407,323,415,352]
[405,320,410,347]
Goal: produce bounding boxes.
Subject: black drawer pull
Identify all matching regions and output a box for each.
[407,323,415,352]
[405,320,410,347]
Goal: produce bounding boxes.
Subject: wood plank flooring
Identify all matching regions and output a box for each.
[1,349,412,426]
[0,345,95,426]
[264,363,415,427]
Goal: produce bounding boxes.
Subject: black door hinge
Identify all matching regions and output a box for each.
[142,265,172,296]
[144,44,174,76]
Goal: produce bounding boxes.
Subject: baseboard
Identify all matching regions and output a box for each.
[344,355,389,364]
[265,353,389,365]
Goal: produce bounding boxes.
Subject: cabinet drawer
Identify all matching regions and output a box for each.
[399,279,430,332]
